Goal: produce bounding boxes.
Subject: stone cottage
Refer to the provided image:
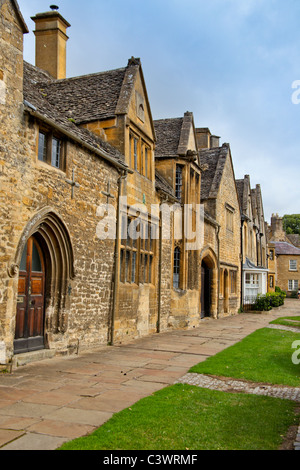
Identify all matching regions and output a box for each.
[0,1,270,366]
[267,214,300,296]
[235,175,268,306]
[198,131,241,317]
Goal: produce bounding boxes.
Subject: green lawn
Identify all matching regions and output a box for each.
[270,316,300,329]
[189,328,300,387]
[59,327,300,451]
[59,384,298,451]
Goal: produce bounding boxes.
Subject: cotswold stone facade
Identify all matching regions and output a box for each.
[236,175,268,305]
[0,1,270,365]
[267,214,300,296]
[198,136,241,316]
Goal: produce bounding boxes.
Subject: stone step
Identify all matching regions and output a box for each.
[12,349,56,368]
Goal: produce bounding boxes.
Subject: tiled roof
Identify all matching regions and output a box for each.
[199,144,229,199]
[154,118,184,158]
[275,241,300,255]
[35,68,128,123]
[23,61,127,167]
[287,234,300,248]
[235,179,245,211]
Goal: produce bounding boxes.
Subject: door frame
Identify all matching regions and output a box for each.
[14,236,46,354]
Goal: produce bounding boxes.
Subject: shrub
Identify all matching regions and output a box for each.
[253,294,272,311]
[253,291,285,311]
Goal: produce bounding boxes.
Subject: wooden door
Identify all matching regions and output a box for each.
[14,237,45,354]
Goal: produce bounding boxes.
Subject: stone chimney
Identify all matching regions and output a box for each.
[31,6,70,79]
[196,128,211,149]
[210,135,220,148]
[270,214,286,241]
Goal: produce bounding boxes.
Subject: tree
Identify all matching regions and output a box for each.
[283,214,300,234]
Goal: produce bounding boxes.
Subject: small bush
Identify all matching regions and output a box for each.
[290,290,298,299]
[253,291,285,311]
[254,294,272,311]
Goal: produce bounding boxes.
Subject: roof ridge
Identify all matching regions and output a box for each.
[47,66,127,84]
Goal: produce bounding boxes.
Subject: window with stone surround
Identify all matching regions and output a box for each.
[38,127,65,171]
[289,260,297,271]
[129,132,152,179]
[173,246,181,289]
[175,165,183,202]
[230,270,237,294]
[226,204,235,232]
[288,279,298,291]
[120,216,155,285]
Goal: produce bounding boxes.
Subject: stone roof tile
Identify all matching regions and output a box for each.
[275,241,300,255]
[23,61,126,167]
[199,144,229,200]
[154,118,184,158]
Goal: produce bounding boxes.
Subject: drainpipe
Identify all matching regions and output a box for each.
[216,224,220,319]
[110,169,128,345]
[157,210,163,333]
[240,215,246,309]
[157,195,169,334]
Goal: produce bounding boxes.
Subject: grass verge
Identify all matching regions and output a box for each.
[270,316,300,329]
[189,328,300,387]
[58,384,299,451]
[59,326,300,451]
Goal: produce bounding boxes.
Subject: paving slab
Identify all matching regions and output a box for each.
[0,301,299,450]
[0,429,25,448]
[1,432,67,451]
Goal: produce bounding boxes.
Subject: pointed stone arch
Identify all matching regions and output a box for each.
[200,246,218,318]
[9,207,75,349]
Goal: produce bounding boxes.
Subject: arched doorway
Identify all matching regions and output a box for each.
[14,236,46,354]
[223,269,229,314]
[10,208,75,355]
[201,259,212,318]
[200,248,218,319]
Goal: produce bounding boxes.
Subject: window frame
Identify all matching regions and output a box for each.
[173,246,181,289]
[289,260,297,271]
[120,216,156,286]
[38,126,66,171]
[288,279,299,291]
[175,165,183,202]
[230,270,237,294]
[225,204,235,232]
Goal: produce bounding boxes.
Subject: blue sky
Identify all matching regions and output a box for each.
[18,0,300,222]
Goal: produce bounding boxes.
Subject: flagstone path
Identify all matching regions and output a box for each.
[0,300,299,450]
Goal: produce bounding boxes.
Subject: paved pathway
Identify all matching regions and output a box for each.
[0,300,299,450]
